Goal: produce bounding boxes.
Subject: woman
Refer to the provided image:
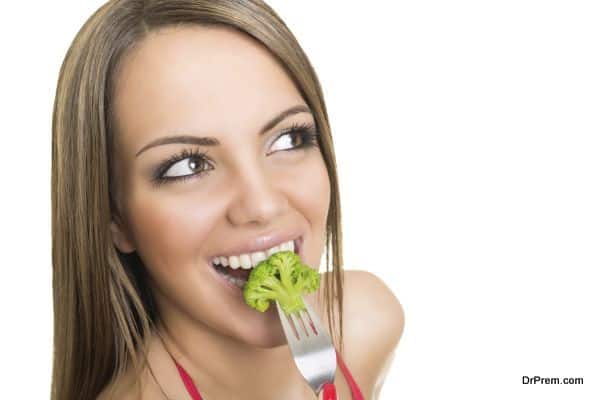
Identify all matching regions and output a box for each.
[51,0,405,398]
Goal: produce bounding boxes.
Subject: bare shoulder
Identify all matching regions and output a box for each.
[344,270,405,343]
[341,270,405,397]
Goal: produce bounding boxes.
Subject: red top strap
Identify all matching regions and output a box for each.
[174,359,204,400]
[335,349,365,400]
[174,349,364,400]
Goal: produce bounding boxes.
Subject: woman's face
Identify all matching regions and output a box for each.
[110,26,330,347]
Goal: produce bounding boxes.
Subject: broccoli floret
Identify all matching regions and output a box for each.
[243,250,320,314]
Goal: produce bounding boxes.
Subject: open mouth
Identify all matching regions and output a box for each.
[211,237,301,289]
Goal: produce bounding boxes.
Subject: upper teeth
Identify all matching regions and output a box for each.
[212,239,295,270]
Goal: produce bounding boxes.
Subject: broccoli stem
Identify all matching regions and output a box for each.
[260,275,303,313]
[243,251,319,314]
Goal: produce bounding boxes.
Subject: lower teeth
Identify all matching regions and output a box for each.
[226,276,246,288]
[215,267,247,288]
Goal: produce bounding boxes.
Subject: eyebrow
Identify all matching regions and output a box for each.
[135,104,312,157]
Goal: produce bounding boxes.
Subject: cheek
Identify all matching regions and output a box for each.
[293,154,331,267]
[299,152,331,221]
[280,151,331,236]
[126,190,222,269]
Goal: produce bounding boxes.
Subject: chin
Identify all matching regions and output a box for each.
[244,334,287,349]
[228,309,287,349]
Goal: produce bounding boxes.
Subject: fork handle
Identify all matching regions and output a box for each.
[321,383,337,400]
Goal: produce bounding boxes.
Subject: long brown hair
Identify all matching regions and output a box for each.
[51,1,344,398]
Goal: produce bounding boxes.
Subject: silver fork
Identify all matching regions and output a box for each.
[276,297,338,400]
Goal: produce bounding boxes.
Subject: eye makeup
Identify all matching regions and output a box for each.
[267,121,319,155]
[150,148,213,187]
[149,122,319,187]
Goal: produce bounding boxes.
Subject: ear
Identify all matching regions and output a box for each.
[110,217,136,254]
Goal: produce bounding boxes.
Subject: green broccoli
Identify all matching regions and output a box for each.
[243,250,320,314]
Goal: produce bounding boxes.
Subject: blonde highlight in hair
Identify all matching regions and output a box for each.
[51,1,344,398]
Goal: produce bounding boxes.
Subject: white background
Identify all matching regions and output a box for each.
[0,1,598,398]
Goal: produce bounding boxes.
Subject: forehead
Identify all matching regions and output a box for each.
[112,25,305,152]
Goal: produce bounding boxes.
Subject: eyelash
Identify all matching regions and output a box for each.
[151,122,319,187]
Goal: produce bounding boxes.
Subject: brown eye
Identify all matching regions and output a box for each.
[188,158,201,171]
[163,155,211,178]
[268,123,319,155]
[152,148,216,187]
[270,132,299,152]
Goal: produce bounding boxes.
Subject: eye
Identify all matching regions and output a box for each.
[151,123,318,187]
[152,148,213,186]
[268,122,319,155]
[163,155,210,178]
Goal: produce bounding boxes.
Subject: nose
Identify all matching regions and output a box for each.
[226,165,288,227]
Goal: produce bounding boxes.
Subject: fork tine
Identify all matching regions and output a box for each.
[276,298,337,396]
[287,311,301,336]
[299,308,317,336]
[276,301,299,341]
[292,310,310,338]
[303,300,327,338]
[277,300,329,340]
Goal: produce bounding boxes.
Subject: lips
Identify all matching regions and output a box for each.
[208,231,303,263]
[209,235,304,291]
